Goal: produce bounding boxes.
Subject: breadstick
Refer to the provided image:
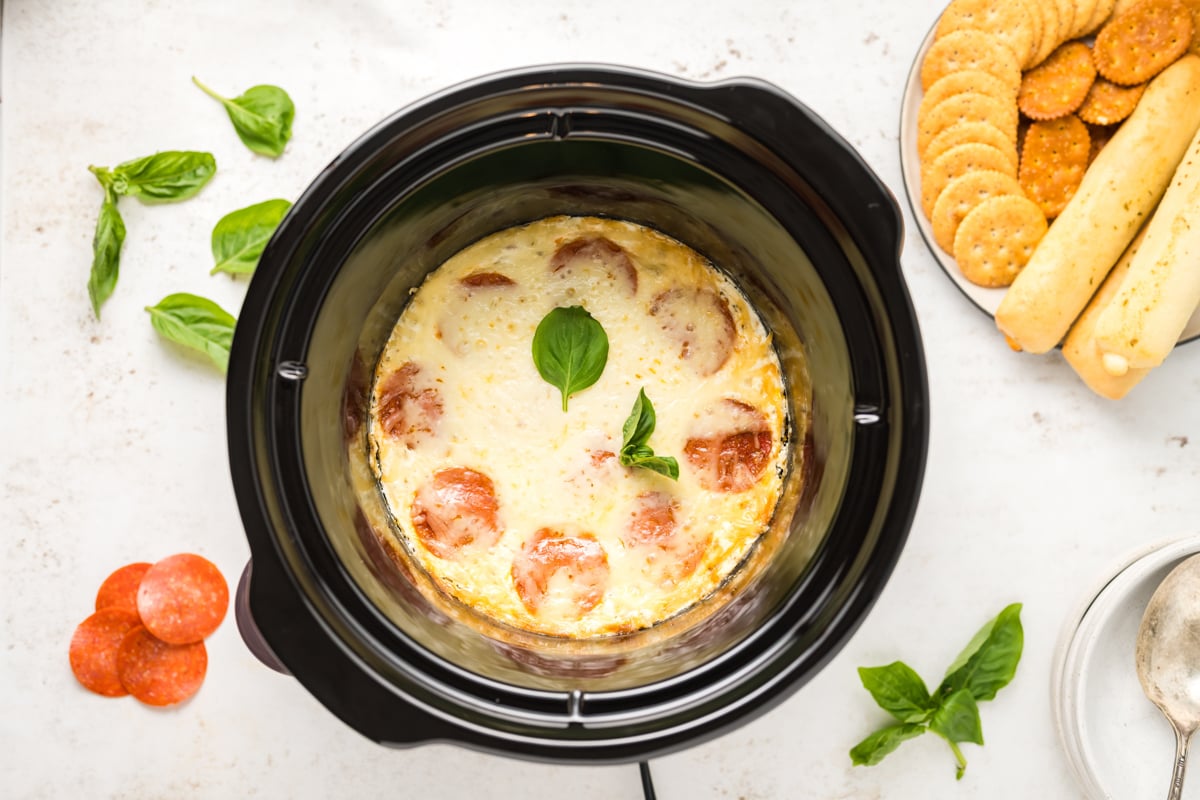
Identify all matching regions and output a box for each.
[1092,123,1200,374]
[1062,227,1150,399]
[995,55,1200,353]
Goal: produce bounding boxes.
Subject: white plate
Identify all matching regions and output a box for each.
[898,26,1200,343]
[1051,534,1200,800]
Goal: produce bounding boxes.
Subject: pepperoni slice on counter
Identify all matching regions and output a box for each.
[411,467,503,559]
[649,286,736,376]
[684,399,774,493]
[94,562,152,614]
[376,361,443,445]
[116,626,207,707]
[624,492,707,582]
[136,554,229,645]
[550,236,638,297]
[69,608,141,697]
[459,270,516,288]
[512,528,610,617]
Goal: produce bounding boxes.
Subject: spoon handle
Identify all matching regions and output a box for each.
[1167,725,1193,800]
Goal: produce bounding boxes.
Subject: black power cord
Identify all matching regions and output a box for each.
[638,761,657,800]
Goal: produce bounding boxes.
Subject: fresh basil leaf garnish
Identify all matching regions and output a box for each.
[850,604,1023,780]
[618,388,679,480]
[531,306,608,411]
[193,77,294,157]
[106,151,217,202]
[210,198,291,275]
[145,293,236,373]
[87,184,126,319]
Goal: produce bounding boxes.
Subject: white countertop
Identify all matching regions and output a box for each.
[3,1,1199,797]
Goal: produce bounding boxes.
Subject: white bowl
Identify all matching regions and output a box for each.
[1051,534,1200,799]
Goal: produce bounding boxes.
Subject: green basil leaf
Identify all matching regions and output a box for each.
[929,688,983,780]
[621,387,656,449]
[87,185,126,319]
[88,165,115,190]
[929,688,984,745]
[109,151,217,203]
[145,293,236,373]
[193,77,294,157]
[210,198,291,275]
[617,389,680,480]
[531,306,608,411]
[623,453,680,480]
[940,603,1024,702]
[857,662,936,724]
[849,723,925,767]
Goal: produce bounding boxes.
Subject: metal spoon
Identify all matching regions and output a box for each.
[1136,553,1200,800]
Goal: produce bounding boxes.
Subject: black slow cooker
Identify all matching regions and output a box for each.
[226,64,928,762]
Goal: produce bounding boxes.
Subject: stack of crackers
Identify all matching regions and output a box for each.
[916,0,1200,288]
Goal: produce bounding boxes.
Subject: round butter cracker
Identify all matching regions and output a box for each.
[917,91,1019,156]
[1069,0,1104,36]
[1031,0,1065,67]
[921,69,1018,117]
[921,142,1018,219]
[1080,0,1119,34]
[931,169,1025,253]
[924,120,1020,171]
[920,29,1023,92]
[1055,0,1080,41]
[953,194,1049,287]
[935,0,1039,69]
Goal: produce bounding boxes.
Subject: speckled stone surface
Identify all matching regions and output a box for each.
[2,1,1199,797]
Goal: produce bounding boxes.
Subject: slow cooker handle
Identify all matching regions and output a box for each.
[677,78,905,282]
[234,561,290,675]
[236,556,461,745]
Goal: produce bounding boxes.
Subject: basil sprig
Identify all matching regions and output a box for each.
[193,77,294,157]
[92,151,216,203]
[850,603,1023,780]
[210,198,291,275]
[619,389,679,480]
[85,151,217,317]
[145,293,236,373]
[532,306,608,411]
[87,185,126,318]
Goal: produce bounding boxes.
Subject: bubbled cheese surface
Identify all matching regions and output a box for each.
[368,216,788,638]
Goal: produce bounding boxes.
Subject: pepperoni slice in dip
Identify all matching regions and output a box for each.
[437,273,519,356]
[625,492,708,582]
[649,286,736,376]
[684,399,774,492]
[411,467,503,559]
[376,361,443,447]
[550,236,638,297]
[512,528,610,617]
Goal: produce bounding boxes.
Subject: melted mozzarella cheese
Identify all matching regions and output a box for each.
[367,216,788,638]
